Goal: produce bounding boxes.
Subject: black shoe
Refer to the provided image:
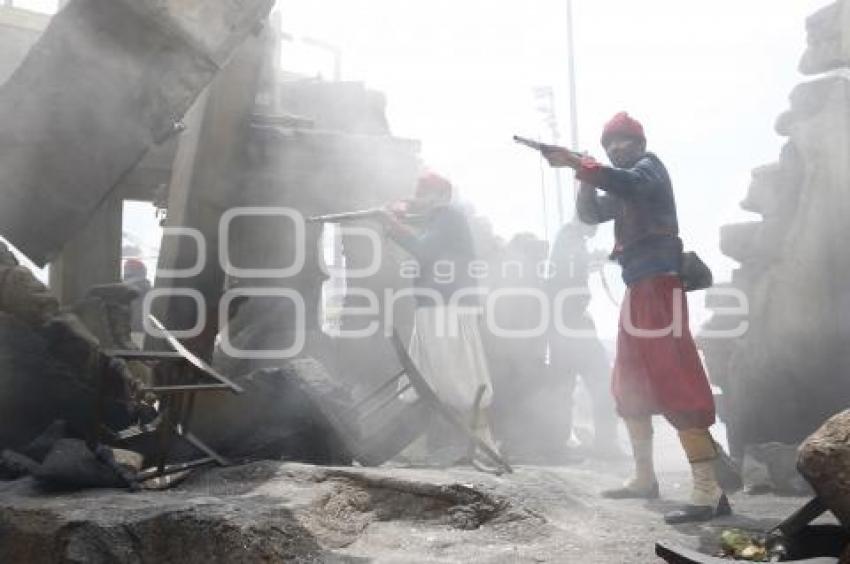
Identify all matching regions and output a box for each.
[602,481,660,500]
[663,493,731,524]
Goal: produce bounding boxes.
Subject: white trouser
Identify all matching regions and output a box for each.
[403,305,494,413]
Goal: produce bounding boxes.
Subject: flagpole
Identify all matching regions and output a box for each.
[566,0,580,203]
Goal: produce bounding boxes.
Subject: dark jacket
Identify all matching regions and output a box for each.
[575,153,682,286]
[389,204,479,307]
[547,225,592,317]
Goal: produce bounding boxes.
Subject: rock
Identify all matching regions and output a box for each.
[186,360,357,465]
[0,465,326,563]
[799,410,850,527]
[0,314,138,454]
[719,222,760,263]
[740,164,783,215]
[0,264,59,328]
[0,450,39,480]
[799,0,850,75]
[108,448,143,473]
[40,313,101,370]
[776,77,850,136]
[739,158,801,219]
[742,442,812,496]
[18,420,69,463]
[4,439,139,492]
[32,439,127,490]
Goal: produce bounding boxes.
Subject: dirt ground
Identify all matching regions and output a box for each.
[0,448,818,563]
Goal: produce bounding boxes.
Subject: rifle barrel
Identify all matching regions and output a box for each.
[513,135,582,158]
[308,209,381,223]
[308,210,426,225]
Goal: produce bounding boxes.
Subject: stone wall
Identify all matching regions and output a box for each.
[214,72,421,391]
[702,0,850,457]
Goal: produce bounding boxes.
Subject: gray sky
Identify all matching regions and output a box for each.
[278,0,832,335]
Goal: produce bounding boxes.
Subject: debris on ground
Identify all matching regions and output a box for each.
[718,529,769,561]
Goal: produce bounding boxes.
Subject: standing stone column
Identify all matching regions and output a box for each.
[702,0,850,456]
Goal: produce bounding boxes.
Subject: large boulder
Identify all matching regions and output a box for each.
[187,359,357,465]
[798,410,850,528]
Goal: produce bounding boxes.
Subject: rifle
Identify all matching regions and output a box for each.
[307,208,425,224]
[512,135,583,159]
[307,209,384,223]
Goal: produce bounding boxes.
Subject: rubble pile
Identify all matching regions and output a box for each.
[0,243,143,458]
[0,237,358,489]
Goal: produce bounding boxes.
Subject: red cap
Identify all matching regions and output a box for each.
[416,172,453,197]
[123,258,147,278]
[600,112,645,147]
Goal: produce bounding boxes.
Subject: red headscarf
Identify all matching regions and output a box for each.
[600,112,645,147]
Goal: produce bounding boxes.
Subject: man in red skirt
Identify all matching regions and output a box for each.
[543,112,729,523]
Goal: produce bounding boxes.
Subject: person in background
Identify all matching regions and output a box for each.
[379,173,499,465]
[547,220,621,459]
[486,233,552,461]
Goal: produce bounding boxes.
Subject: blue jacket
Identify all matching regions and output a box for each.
[575,153,682,286]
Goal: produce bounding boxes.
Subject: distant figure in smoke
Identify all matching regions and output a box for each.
[547,220,620,459]
[122,258,151,337]
[379,173,499,463]
[543,112,729,523]
[486,232,551,459]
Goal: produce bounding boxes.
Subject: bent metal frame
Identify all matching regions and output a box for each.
[97,315,243,487]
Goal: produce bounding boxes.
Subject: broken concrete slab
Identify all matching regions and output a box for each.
[0,313,140,454]
[0,466,326,563]
[0,0,273,266]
